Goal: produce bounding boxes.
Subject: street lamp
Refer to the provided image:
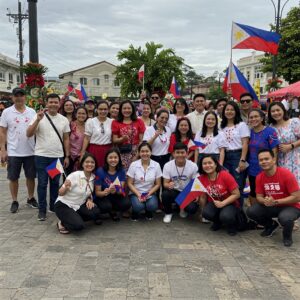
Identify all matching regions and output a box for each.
[269,0,290,79]
[27,0,39,63]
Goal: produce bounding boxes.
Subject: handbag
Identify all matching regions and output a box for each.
[119,122,133,154]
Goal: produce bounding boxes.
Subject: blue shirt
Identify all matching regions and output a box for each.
[95,167,126,189]
[248,126,280,176]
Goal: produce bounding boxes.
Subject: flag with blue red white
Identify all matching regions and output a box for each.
[169,76,180,98]
[188,140,206,151]
[46,159,65,179]
[112,177,125,196]
[75,83,88,101]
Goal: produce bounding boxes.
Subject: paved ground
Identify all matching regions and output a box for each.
[0,168,300,300]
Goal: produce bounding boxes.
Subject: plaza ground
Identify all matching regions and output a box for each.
[0,168,299,300]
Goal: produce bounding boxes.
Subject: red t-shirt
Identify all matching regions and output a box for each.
[199,170,240,207]
[112,119,145,145]
[168,133,194,161]
[256,167,300,209]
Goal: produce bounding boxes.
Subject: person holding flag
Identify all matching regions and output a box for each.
[127,142,162,221]
[94,148,131,221]
[199,155,240,236]
[54,153,101,234]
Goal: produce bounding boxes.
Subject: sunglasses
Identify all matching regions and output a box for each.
[151,97,159,100]
[100,123,105,134]
[240,99,252,104]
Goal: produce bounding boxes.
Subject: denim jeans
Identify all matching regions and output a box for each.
[130,194,158,214]
[35,156,63,214]
[224,150,246,206]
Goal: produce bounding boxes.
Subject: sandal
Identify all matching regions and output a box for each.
[57,221,69,234]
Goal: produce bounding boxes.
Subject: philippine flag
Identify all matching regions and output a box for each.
[223,62,259,104]
[75,83,88,101]
[232,22,281,55]
[112,177,125,196]
[138,64,145,82]
[169,76,180,98]
[67,82,74,92]
[188,140,206,151]
[46,159,65,179]
[175,177,207,209]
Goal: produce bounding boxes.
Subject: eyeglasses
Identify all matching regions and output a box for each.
[151,97,159,100]
[100,123,105,134]
[240,99,252,104]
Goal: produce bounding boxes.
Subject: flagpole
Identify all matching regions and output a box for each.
[142,76,145,91]
[228,21,234,99]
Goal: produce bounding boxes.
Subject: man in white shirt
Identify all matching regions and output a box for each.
[0,87,37,213]
[27,93,70,221]
[186,93,207,134]
[162,142,199,223]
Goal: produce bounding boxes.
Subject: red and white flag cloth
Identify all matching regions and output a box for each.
[138,64,145,82]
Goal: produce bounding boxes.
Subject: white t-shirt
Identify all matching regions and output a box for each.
[194,131,228,154]
[143,125,171,156]
[0,105,36,156]
[56,171,95,211]
[221,122,250,150]
[30,113,70,157]
[163,159,198,191]
[85,117,112,145]
[127,159,162,194]
[167,114,178,133]
[186,110,207,134]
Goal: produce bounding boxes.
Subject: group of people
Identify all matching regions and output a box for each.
[0,87,299,247]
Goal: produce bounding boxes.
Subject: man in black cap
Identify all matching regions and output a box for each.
[85,99,96,119]
[0,87,38,213]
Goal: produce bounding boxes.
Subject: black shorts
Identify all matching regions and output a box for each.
[7,156,36,181]
[248,175,256,198]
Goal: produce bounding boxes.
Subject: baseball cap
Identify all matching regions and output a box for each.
[12,87,25,96]
[85,99,94,104]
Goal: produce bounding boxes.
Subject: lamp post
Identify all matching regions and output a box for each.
[269,0,290,79]
[27,0,38,63]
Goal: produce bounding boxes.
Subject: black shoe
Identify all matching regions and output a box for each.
[94,219,103,225]
[110,212,120,222]
[131,213,139,222]
[260,221,279,237]
[210,222,221,231]
[10,201,19,213]
[283,238,293,247]
[227,226,237,236]
[38,211,46,221]
[27,197,38,209]
[145,211,153,220]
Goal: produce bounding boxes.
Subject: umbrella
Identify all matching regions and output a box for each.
[268,80,300,98]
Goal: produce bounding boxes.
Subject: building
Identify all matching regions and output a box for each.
[59,61,121,100]
[0,53,20,96]
[237,51,288,99]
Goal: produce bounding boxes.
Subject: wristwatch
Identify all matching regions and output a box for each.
[240,159,246,163]
[291,143,295,149]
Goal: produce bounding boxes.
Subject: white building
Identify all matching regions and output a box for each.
[0,53,21,94]
[59,61,121,99]
[237,51,288,98]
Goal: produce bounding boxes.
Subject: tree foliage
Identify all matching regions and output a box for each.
[115,42,185,97]
[260,6,300,83]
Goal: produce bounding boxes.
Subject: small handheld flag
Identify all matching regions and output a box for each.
[188,140,206,151]
[112,177,125,196]
[75,83,88,101]
[175,177,207,209]
[169,76,180,98]
[232,22,281,55]
[67,82,74,93]
[46,159,65,179]
[138,64,145,82]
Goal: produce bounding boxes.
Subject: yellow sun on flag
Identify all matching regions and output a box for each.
[235,30,245,41]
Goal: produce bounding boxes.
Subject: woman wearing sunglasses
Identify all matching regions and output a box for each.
[80,101,112,168]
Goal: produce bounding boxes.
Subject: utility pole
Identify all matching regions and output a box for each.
[6,1,28,84]
[27,0,39,63]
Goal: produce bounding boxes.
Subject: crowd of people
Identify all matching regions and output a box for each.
[0,87,299,247]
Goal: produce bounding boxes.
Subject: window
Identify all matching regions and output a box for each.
[104,75,109,83]
[114,79,120,87]
[0,72,5,82]
[80,77,87,85]
[246,71,250,81]
[9,73,13,84]
[17,75,20,84]
[92,78,100,86]
[260,87,263,94]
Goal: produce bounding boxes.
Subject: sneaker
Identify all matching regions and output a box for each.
[145,211,153,221]
[38,211,46,221]
[27,197,38,208]
[202,217,210,224]
[10,201,19,213]
[227,225,237,236]
[131,213,139,222]
[283,237,293,247]
[210,222,221,231]
[260,221,279,237]
[163,214,173,224]
[179,209,188,218]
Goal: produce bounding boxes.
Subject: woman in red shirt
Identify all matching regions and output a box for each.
[199,155,240,235]
[112,100,146,170]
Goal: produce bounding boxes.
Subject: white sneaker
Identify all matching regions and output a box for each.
[163,214,173,223]
[202,217,210,223]
[179,209,188,218]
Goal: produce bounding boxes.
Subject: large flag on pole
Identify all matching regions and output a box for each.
[223,62,259,104]
[169,76,180,98]
[75,83,88,101]
[175,177,207,209]
[232,22,281,55]
[138,64,145,82]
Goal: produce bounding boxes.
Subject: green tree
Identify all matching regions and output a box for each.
[115,42,185,97]
[260,6,300,83]
[207,86,226,100]
[184,68,205,98]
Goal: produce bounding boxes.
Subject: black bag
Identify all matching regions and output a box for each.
[119,144,133,153]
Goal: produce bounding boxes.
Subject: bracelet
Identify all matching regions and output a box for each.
[240,159,246,163]
[291,143,295,150]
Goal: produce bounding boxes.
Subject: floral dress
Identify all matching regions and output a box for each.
[272,118,300,184]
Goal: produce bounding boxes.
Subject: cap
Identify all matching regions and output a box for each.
[85,99,94,104]
[12,87,25,96]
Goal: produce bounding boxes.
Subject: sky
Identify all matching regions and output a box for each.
[0,0,297,77]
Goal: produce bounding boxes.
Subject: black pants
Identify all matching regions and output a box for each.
[94,194,131,214]
[162,189,199,215]
[151,154,170,171]
[54,201,100,231]
[202,201,237,226]
[246,203,300,238]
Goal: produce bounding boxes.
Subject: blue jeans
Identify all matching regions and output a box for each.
[224,150,246,206]
[130,194,158,214]
[35,156,63,214]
